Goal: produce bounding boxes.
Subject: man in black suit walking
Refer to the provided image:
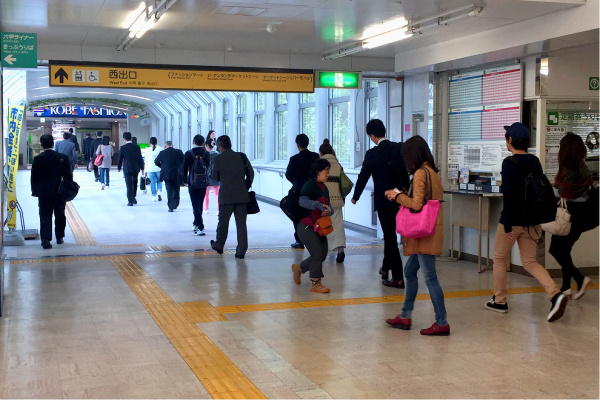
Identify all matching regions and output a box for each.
[285,134,319,249]
[352,119,410,288]
[31,134,73,249]
[91,131,103,181]
[154,141,185,212]
[82,132,93,164]
[117,131,144,206]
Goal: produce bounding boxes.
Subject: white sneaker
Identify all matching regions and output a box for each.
[193,225,199,233]
[196,230,206,236]
[573,277,592,300]
[205,210,209,214]
[105,185,109,190]
[152,196,158,202]
[562,288,573,299]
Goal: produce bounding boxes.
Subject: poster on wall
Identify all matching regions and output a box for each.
[545,126,567,182]
[52,120,75,141]
[448,141,512,173]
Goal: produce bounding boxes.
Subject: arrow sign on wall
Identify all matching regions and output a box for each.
[3,55,16,65]
[54,68,69,83]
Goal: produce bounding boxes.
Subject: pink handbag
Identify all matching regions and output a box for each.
[396,168,441,239]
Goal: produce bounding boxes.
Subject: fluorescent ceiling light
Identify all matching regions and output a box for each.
[362,17,408,39]
[363,28,412,50]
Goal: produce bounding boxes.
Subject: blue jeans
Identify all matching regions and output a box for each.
[401,254,448,326]
[100,168,110,186]
[148,172,162,196]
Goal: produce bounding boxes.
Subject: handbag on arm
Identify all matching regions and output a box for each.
[395,167,441,238]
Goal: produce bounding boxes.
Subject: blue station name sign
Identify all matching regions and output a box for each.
[32,106,126,118]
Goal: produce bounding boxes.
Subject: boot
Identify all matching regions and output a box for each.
[310,279,330,293]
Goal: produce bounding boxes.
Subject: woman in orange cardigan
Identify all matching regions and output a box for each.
[384,136,449,336]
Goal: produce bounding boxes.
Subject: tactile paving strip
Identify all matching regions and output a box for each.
[101,244,147,248]
[65,202,97,246]
[149,245,173,251]
[109,256,265,399]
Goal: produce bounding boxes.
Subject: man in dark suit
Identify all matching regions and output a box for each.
[155,141,185,212]
[117,131,144,206]
[82,132,93,164]
[210,135,254,259]
[285,134,319,249]
[31,134,73,249]
[183,135,211,235]
[352,119,410,288]
[91,131,103,181]
[54,131,77,171]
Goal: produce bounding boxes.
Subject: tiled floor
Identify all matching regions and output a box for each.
[1,246,598,399]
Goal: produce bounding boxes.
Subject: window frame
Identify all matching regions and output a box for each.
[365,81,379,152]
[328,89,352,164]
[223,98,230,136]
[236,94,246,153]
[275,93,289,161]
[254,93,266,160]
[299,93,316,152]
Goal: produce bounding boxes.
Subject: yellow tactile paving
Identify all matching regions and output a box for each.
[108,256,266,400]
[65,202,97,246]
[215,283,600,314]
[101,243,147,248]
[149,245,173,251]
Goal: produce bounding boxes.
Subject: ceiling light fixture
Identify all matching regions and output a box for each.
[322,4,484,60]
[116,0,180,52]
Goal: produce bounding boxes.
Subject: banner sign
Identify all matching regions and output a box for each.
[49,61,314,93]
[6,105,24,229]
[32,105,126,118]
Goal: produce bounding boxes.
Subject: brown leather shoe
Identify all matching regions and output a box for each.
[420,322,450,336]
[385,315,411,330]
[292,264,301,285]
[382,279,405,289]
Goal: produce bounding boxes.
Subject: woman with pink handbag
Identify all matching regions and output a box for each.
[384,136,449,336]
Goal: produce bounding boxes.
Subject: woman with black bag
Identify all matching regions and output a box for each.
[549,134,596,300]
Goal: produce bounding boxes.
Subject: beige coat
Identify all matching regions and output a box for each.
[322,154,345,208]
[396,163,444,256]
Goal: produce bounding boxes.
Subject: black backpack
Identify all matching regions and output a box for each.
[507,156,556,226]
[188,151,207,188]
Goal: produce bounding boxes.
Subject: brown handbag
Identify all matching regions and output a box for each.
[315,216,334,236]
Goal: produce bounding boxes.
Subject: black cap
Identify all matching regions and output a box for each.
[504,122,530,141]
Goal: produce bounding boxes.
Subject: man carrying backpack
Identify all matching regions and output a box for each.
[184,135,211,235]
[486,122,568,322]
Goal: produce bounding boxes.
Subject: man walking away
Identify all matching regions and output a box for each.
[285,134,319,249]
[351,119,410,288]
[54,131,77,171]
[82,132,93,165]
[184,135,211,235]
[91,132,103,181]
[210,135,254,259]
[117,131,144,206]
[31,134,73,249]
[154,141,185,212]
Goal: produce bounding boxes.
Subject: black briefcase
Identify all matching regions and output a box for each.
[58,178,80,202]
[247,191,260,215]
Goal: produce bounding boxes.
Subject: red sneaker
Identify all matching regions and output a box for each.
[420,322,450,336]
[385,315,411,330]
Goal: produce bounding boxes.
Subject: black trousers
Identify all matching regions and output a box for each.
[549,202,587,291]
[297,221,327,279]
[39,196,66,242]
[292,215,303,244]
[165,180,181,211]
[378,207,404,281]
[124,173,138,204]
[189,187,207,229]
[215,203,248,256]
[93,164,100,180]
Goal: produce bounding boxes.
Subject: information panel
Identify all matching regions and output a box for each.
[50,62,314,93]
[449,65,521,140]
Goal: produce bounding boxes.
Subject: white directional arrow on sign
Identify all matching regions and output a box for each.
[4,55,16,65]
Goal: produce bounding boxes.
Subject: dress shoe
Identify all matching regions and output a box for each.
[382,279,405,289]
[158,195,162,201]
[168,209,174,212]
[235,254,245,259]
[56,238,64,245]
[291,242,304,249]
[41,240,52,249]
[379,268,389,281]
[336,252,345,263]
[210,240,223,254]
[133,198,138,204]
[420,322,450,336]
[127,203,133,206]
[386,315,411,330]
[292,264,302,285]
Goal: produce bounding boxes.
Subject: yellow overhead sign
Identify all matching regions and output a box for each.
[49,62,314,93]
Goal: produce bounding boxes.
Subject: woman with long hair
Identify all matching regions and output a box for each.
[96,136,114,190]
[207,130,217,151]
[319,139,346,263]
[385,136,449,335]
[292,159,333,294]
[145,137,164,202]
[485,122,567,322]
[549,133,594,299]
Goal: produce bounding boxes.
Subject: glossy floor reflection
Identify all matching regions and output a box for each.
[0,247,598,399]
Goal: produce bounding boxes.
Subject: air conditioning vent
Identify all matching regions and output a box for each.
[212,7,267,16]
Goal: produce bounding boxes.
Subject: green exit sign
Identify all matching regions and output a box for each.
[315,71,362,89]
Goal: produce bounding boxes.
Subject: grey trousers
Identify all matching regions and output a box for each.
[215,203,248,256]
[297,221,327,279]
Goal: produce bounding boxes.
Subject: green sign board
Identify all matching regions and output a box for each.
[1,32,37,68]
[547,111,559,126]
[315,71,362,89]
[589,77,599,91]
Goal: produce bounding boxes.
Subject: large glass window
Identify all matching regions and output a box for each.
[300,93,316,152]
[254,93,265,159]
[237,95,246,153]
[208,103,214,132]
[365,81,379,150]
[329,89,351,163]
[275,94,288,160]
[196,106,202,137]
[223,99,229,136]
